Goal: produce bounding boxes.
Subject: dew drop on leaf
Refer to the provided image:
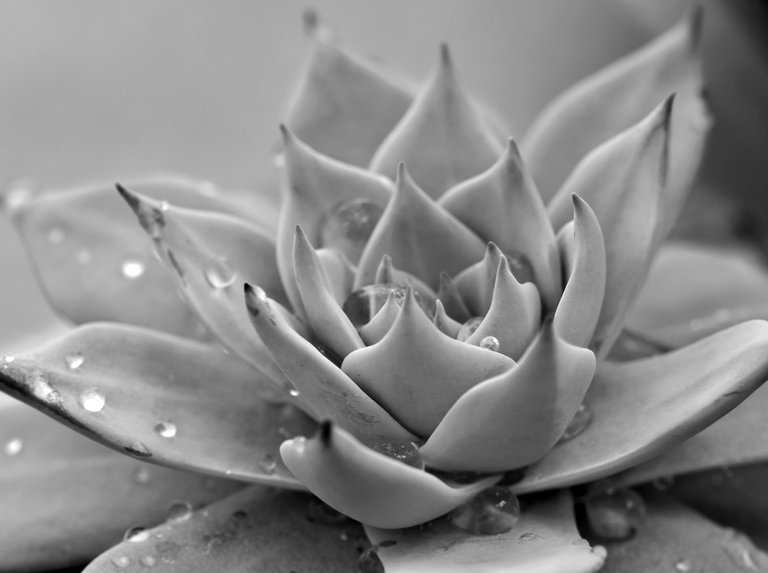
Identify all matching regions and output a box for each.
[203,257,236,289]
[29,372,62,406]
[77,387,105,412]
[674,558,692,572]
[65,352,85,370]
[457,317,483,342]
[166,501,193,523]
[584,488,645,541]
[111,556,131,569]
[124,526,150,543]
[518,532,541,542]
[126,441,152,458]
[368,439,425,470]
[259,453,277,474]
[343,284,408,327]
[3,437,23,456]
[319,198,384,262]
[358,547,385,573]
[2,354,14,365]
[154,421,177,438]
[121,259,146,279]
[288,386,301,398]
[450,486,521,535]
[479,335,500,352]
[0,181,31,211]
[140,554,157,568]
[558,403,592,443]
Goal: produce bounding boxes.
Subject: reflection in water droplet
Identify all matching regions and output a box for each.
[558,404,592,443]
[204,257,236,289]
[111,556,131,569]
[30,372,62,406]
[65,352,85,370]
[518,532,541,542]
[167,501,193,523]
[126,441,152,458]
[457,317,483,342]
[450,486,521,535]
[259,454,277,474]
[674,558,691,572]
[133,466,152,484]
[78,387,105,412]
[121,259,146,279]
[140,554,157,568]
[479,335,500,352]
[76,249,93,265]
[358,547,385,573]
[124,526,149,542]
[319,199,384,263]
[47,227,65,245]
[368,439,425,470]
[154,421,177,438]
[4,438,23,456]
[585,488,645,541]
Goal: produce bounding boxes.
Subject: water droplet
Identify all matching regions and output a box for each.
[674,558,691,572]
[2,354,14,366]
[124,526,149,542]
[111,556,131,569]
[1,182,31,211]
[154,421,177,438]
[47,227,65,245]
[306,498,348,525]
[479,335,500,352]
[78,387,105,412]
[506,251,534,284]
[319,199,384,262]
[585,488,645,541]
[450,486,521,535]
[358,547,385,573]
[259,453,277,474]
[518,532,541,542]
[126,441,151,458]
[30,372,61,406]
[558,403,592,443]
[75,249,93,265]
[457,317,483,342]
[368,439,425,470]
[342,284,432,328]
[288,386,301,398]
[203,257,236,289]
[167,501,193,523]
[140,555,157,568]
[4,438,23,456]
[121,259,146,279]
[133,466,152,484]
[652,475,674,491]
[65,352,85,370]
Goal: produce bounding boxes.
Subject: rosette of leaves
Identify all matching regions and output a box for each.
[3,9,768,573]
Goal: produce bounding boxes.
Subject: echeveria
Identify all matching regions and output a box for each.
[3,8,768,573]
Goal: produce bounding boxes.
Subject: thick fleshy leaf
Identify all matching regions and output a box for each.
[628,242,768,347]
[293,226,363,358]
[9,176,250,339]
[280,423,498,528]
[452,242,505,316]
[367,490,606,573]
[278,125,393,314]
[514,320,768,494]
[342,289,515,437]
[420,322,595,473]
[244,284,416,442]
[315,248,355,305]
[117,185,289,385]
[548,98,671,358]
[285,29,412,168]
[553,196,606,348]
[0,322,314,485]
[370,45,503,199]
[597,492,768,573]
[84,485,364,573]
[358,291,401,345]
[432,299,462,338]
[0,399,242,572]
[439,139,561,309]
[356,164,485,290]
[436,271,471,322]
[522,9,703,202]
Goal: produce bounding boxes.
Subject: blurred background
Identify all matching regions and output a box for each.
[0,0,766,348]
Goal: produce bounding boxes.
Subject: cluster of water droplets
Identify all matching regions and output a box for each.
[450,486,521,535]
[583,487,645,541]
[558,403,592,443]
[368,439,425,470]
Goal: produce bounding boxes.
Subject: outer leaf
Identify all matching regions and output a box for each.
[514,321,768,494]
[0,323,315,486]
[84,486,364,573]
[367,490,606,573]
[280,424,499,528]
[522,8,703,202]
[0,398,242,572]
[10,176,246,339]
[598,493,768,573]
[370,45,503,200]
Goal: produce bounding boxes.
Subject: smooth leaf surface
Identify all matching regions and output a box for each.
[514,321,768,494]
[0,322,315,486]
[367,490,606,573]
[84,486,365,573]
[0,398,242,572]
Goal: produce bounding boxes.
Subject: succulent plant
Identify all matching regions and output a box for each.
[4,7,768,573]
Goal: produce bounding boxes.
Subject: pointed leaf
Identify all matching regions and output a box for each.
[370,45,503,199]
[440,139,561,309]
[598,493,768,573]
[522,9,704,202]
[356,164,485,290]
[358,291,401,345]
[280,424,498,528]
[244,284,416,442]
[420,322,595,473]
[0,322,314,485]
[432,299,462,338]
[0,399,242,572]
[452,242,505,315]
[367,490,606,573]
[84,485,364,573]
[515,320,768,494]
[342,289,514,437]
[316,248,355,305]
[286,31,413,167]
[436,271,472,322]
[10,176,249,339]
[117,185,289,385]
